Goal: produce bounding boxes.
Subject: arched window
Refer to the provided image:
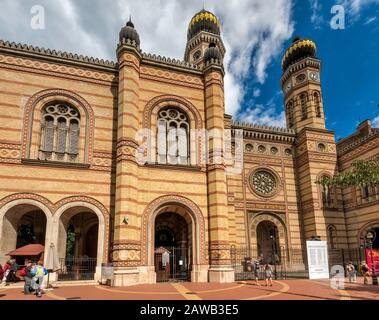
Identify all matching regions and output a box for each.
[40,103,80,162]
[286,100,294,128]
[327,225,338,249]
[157,108,189,165]
[362,186,370,199]
[314,92,322,118]
[300,93,308,120]
[320,175,334,207]
[322,184,331,206]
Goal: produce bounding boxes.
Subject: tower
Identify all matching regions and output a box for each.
[112,19,146,286]
[281,38,325,132]
[184,9,226,68]
[281,38,343,244]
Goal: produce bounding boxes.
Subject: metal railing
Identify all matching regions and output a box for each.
[57,257,97,281]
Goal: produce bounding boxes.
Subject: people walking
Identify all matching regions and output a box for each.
[360,262,370,285]
[346,262,357,283]
[20,260,34,295]
[253,259,261,286]
[32,261,48,298]
[8,259,19,283]
[264,264,273,287]
[1,260,11,286]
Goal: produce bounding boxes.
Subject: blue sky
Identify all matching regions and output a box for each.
[242,0,379,141]
[0,0,378,141]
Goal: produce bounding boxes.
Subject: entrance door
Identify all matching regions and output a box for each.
[154,212,192,282]
[155,246,191,282]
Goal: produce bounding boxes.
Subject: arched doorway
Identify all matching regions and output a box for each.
[256,221,281,264]
[55,207,100,281]
[0,202,51,265]
[142,195,207,284]
[154,212,192,282]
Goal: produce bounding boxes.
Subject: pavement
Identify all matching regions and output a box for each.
[0,277,378,300]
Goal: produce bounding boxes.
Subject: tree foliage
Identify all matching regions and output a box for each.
[318,158,379,188]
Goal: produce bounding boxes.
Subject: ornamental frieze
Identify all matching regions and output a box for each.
[0,143,21,163]
[0,54,116,83]
[246,203,286,211]
[140,66,204,88]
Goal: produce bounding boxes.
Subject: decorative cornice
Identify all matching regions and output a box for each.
[337,130,379,156]
[231,121,295,143]
[0,40,117,72]
[280,57,321,86]
[141,52,202,73]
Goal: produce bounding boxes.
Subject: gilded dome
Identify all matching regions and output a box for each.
[187,9,221,41]
[282,37,317,71]
[119,19,140,46]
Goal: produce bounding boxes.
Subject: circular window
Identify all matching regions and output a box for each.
[258,145,266,154]
[285,148,292,156]
[318,143,326,152]
[271,147,278,155]
[245,144,253,152]
[250,170,278,197]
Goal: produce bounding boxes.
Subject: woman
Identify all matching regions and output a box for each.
[264,264,273,287]
[1,261,11,286]
[32,261,48,298]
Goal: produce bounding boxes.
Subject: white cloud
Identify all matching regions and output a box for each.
[0,0,294,121]
[339,0,379,17]
[238,103,286,128]
[309,0,324,28]
[253,88,261,98]
[373,116,379,128]
[364,16,377,24]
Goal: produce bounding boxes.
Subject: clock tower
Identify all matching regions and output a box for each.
[280,38,344,244]
[281,37,325,132]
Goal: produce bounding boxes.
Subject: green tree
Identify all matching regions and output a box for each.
[17,224,36,247]
[318,158,379,188]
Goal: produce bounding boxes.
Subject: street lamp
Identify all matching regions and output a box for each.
[270,234,277,280]
[365,230,378,285]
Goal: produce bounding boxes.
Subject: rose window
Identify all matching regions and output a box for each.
[250,170,278,197]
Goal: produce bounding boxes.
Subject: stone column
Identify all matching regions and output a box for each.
[112,41,147,286]
[204,63,234,283]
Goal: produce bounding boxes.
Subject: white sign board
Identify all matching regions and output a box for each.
[306,241,330,279]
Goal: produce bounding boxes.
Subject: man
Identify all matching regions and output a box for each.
[346,262,357,283]
[360,262,369,285]
[9,259,19,283]
[20,260,34,295]
[253,259,261,286]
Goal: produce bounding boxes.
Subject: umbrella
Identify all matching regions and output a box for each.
[7,244,45,256]
[45,243,61,289]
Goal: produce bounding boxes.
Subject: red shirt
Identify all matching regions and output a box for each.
[2,263,11,273]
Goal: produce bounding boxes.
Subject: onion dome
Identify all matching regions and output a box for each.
[187,9,221,41]
[119,19,140,46]
[282,37,317,71]
[204,42,221,64]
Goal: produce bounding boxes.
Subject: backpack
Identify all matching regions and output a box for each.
[20,267,27,277]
